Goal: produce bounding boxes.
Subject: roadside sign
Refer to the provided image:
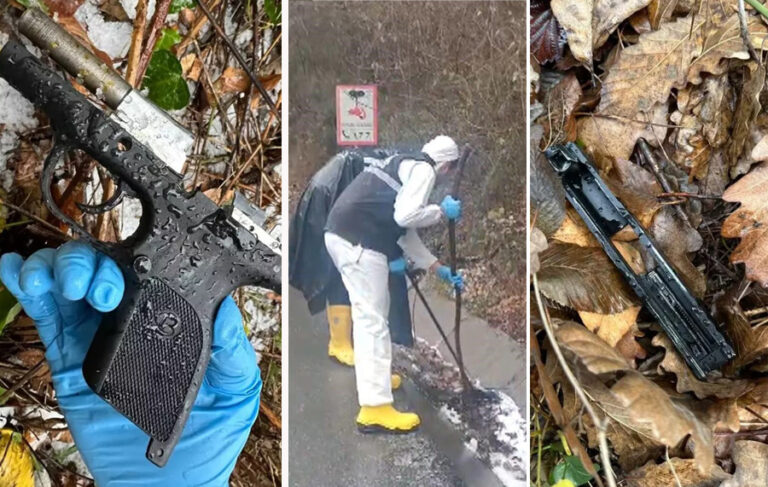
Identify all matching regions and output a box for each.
[336,85,378,146]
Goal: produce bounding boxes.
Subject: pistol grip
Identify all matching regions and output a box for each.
[83,274,212,467]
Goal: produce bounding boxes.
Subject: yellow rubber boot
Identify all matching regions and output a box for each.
[327,305,354,366]
[391,374,402,390]
[356,404,421,434]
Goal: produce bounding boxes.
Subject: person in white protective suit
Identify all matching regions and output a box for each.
[324,135,465,433]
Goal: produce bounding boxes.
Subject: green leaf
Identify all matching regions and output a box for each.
[170,0,196,14]
[16,0,49,13]
[0,287,21,338]
[143,50,190,110]
[264,0,281,25]
[549,455,594,486]
[155,28,182,52]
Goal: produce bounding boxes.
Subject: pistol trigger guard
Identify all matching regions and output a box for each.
[41,142,103,248]
[76,178,127,214]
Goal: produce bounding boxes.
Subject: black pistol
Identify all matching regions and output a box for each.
[0,39,281,465]
[544,143,734,380]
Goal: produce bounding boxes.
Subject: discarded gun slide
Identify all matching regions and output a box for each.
[544,143,735,380]
[0,37,281,466]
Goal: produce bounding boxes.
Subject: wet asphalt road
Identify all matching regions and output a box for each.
[288,286,470,487]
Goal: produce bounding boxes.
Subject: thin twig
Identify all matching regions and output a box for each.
[657,191,722,200]
[195,0,281,121]
[533,274,617,487]
[739,0,761,63]
[637,138,693,227]
[0,197,70,239]
[125,0,149,86]
[0,359,47,405]
[136,0,173,85]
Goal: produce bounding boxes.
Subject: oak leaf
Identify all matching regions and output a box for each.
[654,334,752,399]
[625,458,730,487]
[722,163,768,286]
[611,372,715,475]
[720,441,768,487]
[550,0,651,65]
[555,321,632,374]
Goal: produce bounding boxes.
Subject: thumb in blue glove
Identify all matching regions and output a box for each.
[389,257,407,275]
[440,195,462,221]
[0,241,261,486]
[436,265,464,291]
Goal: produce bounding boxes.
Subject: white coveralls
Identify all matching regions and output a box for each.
[325,158,442,406]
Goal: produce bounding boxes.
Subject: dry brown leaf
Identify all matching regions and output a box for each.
[56,16,113,65]
[551,207,646,248]
[540,73,582,145]
[598,16,696,118]
[615,325,648,364]
[611,371,715,475]
[654,334,752,399]
[555,320,632,373]
[688,14,768,85]
[45,0,85,16]
[720,441,768,487]
[649,207,706,298]
[648,0,679,29]
[180,53,202,82]
[550,0,652,65]
[751,134,768,162]
[579,306,641,347]
[577,102,667,172]
[625,458,730,487]
[215,66,250,94]
[250,73,282,111]
[538,242,640,313]
[607,157,663,227]
[716,286,768,368]
[530,226,548,274]
[722,163,768,286]
[726,64,765,174]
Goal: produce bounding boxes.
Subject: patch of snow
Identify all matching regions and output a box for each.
[75,0,133,60]
[119,0,157,20]
[464,437,478,453]
[494,391,526,448]
[439,405,461,426]
[236,29,253,50]
[489,452,528,487]
[0,407,14,421]
[51,439,91,477]
[0,32,39,191]
[224,5,238,37]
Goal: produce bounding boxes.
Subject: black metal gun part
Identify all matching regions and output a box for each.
[0,40,281,466]
[544,143,735,380]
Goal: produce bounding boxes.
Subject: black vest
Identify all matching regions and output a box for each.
[325,153,435,259]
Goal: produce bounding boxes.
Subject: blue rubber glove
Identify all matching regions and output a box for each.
[436,265,464,291]
[0,241,261,486]
[389,257,407,275]
[440,195,462,221]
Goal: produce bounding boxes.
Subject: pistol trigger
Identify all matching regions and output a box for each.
[76,178,127,214]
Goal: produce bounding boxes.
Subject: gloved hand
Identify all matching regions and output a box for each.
[436,265,464,290]
[440,195,462,221]
[0,241,261,486]
[389,257,407,275]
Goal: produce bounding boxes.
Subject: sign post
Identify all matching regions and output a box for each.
[336,85,378,146]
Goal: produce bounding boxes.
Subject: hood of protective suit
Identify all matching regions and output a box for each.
[422,135,459,165]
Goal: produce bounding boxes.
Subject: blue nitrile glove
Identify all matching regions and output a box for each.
[0,241,261,486]
[440,195,462,221]
[389,257,407,275]
[436,265,464,290]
